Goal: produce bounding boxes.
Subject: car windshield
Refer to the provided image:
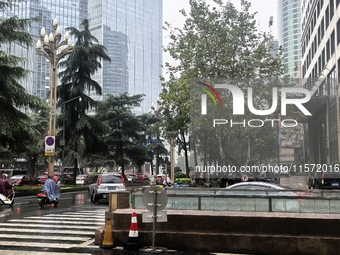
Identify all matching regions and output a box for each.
[102,175,122,183]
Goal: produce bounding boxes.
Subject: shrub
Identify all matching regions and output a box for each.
[175,172,187,179]
[175,178,191,184]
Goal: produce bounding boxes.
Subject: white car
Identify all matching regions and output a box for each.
[76,174,88,185]
[88,172,126,202]
[226,181,286,190]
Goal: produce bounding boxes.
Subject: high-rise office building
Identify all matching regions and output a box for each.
[301,0,340,164]
[1,0,163,115]
[277,0,302,77]
[87,0,163,114]
[0,0,87,101]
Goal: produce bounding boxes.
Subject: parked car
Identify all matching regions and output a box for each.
[37,174,48,184]
[308,170,340,189]
[135,172,149,181]
[10,175,38,186]
[127,174,137,182]
[37,172,60,184]
[88,172,125,202]
[226,181,318,197]
[76,174,88,185]
[61,167,84,180]
[226,181,287,190]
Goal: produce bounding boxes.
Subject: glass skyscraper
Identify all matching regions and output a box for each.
[278,0,301,77]
[1,0,163,114]
[0,0,87,101]
[88,0,163,114]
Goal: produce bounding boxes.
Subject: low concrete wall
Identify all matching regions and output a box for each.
[95,191,340,255]
[103,209,340,255]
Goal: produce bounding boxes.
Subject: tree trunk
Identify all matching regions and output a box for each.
[181,132,190,176]
[73,157,78,185]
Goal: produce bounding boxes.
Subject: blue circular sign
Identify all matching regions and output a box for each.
[46,136,55,146]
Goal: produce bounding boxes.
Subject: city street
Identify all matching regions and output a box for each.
[0,190,252,255]
[0,191,109,254]
[0,177,308,255]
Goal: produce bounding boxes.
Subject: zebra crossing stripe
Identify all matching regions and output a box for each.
[0,234,88,241]
[0,209,106,254]
[8,219,104,225]
[0,223,100,229]
[0,241,76,249]
[0,228,94,235]
[25,215,104,220]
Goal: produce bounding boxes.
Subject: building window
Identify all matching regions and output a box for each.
[330,0,334,20]
[326,6,329,28]
[326,40,330,61]
[337,20,340,45]
[331,30,335,54]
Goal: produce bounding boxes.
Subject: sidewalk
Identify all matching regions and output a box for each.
[92,246,253,255]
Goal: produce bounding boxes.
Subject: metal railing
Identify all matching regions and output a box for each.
[131,188,340,214]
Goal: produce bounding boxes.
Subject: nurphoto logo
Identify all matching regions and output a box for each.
[199,81,312,128]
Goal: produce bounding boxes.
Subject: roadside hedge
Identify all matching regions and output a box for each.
[14,184,89,197]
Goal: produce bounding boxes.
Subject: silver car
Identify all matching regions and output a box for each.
[88,172,125,202]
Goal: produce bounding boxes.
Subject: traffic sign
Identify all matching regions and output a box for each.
[45,136,55,155]
[142,211,168,223]
[142,186,168,211]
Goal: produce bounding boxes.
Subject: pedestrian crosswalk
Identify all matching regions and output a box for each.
[0,209,106,254]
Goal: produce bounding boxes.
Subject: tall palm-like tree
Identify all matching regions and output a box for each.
[58,19,111,180]
[0,1,43,152]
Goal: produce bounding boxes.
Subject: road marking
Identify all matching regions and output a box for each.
[0,222,100,229]
[0,209,106,254]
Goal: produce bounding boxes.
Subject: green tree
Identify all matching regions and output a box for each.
[162,0,285,172]
[58,19,111,181]
[0,2,44,152]
[25,107,49,177]
[95,93,145,177]
[139,112,168,175]
[160,77,190,175]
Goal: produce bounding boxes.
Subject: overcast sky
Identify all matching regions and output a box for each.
[162,0,278,71]
[162,0,278,37]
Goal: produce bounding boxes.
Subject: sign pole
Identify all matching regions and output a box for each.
[152,190,157,251]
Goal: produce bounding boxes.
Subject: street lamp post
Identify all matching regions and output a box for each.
[60,96,82,169]
[36,18,73,176]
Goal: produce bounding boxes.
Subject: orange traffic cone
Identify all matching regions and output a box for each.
[100,219,114,249]
[124,212,139,250]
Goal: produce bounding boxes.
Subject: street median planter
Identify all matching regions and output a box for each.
[14,184,89,197]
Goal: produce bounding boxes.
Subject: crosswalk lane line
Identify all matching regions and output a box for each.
[25,216,104,220]
[8,219,104,225]
[0,223,100,229]
[0,241,78,249]
[0,234,90,241]
[0,209,106,254]
[0,228,94,235]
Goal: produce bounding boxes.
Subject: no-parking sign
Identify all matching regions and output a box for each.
[45,136,55,156]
